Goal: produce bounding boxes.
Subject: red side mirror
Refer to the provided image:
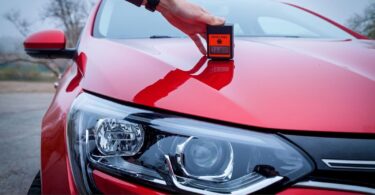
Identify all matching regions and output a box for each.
[24,30,76,59]
[24,30,66,50]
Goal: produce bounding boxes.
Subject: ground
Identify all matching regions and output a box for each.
[0,81,54,194]
[0,81,55,94]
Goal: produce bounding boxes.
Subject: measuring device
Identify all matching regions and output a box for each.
[207,24,234,60]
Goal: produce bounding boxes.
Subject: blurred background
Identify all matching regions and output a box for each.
[0,0,374,194]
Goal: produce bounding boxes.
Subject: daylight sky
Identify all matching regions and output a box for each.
[0,0,373,38]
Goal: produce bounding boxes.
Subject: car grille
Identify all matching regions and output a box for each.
[283,133,375,189]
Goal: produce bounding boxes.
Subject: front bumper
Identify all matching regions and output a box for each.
[92,169,374,194]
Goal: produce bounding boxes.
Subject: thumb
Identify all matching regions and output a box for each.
[199,13,225,26]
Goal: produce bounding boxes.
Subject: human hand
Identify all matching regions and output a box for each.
[156,0,225,55]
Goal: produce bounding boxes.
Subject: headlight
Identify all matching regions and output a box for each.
[67,93,314,194]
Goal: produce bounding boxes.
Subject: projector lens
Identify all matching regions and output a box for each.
[178,137,234,180]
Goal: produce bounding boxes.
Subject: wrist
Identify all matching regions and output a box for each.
[156,0,175,13]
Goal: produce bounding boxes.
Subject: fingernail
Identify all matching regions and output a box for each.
[216,16,226,24]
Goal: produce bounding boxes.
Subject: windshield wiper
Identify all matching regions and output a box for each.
[150,35,177,39]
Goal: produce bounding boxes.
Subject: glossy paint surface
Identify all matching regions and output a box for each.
[93,170,165,195]
[82,37,375,134]
[24,30,66,50]
[278,187,360,195]
[40,64,81,194]
[38,0,375,194]
[38,2,99,193]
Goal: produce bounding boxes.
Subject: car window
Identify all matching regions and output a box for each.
[258,17,319,37]
[94,0,355,39]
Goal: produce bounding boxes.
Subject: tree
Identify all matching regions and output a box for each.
[347,3,375,39]
[4,10,32,38]
[1,0,95,78]
[42,0,94,47]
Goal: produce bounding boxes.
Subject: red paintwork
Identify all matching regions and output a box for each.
[40,63,81,194]
[93,170,166,195]
[39,1,101,194]
[34,0,375,194]
[82,38,375,134]
[134,57,235,105]
[24,30,66,50]
[278,188,360,195]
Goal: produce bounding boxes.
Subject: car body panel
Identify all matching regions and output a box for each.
[81,37,375,134]
[93,170,361,195]
[278,187,360,195]
[93,170,165,195]
[39,1,101,194]
[23,30,66,50]
[41,64,81,194]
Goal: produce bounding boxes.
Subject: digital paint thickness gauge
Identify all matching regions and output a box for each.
[207,25,234,60]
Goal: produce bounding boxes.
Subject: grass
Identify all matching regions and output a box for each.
[0,64,56,82]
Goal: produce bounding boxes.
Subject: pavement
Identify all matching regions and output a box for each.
[0,81,55,94]
[0,92,54,195]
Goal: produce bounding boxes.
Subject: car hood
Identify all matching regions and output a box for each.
[82,37,375,134]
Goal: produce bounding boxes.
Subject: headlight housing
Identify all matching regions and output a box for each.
[67,93,314,194]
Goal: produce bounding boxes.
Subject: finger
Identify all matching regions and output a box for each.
[190,34,206,55]
[199,33,207,40]
[197,12,225,26]
[199,6,209,13]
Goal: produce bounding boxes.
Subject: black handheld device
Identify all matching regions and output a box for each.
[207,25,234,60]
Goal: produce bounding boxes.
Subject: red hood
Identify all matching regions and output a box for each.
[81,37,375,134]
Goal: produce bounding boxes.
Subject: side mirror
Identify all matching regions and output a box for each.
[24,30,76,59]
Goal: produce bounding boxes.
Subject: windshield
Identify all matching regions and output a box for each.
[94,0,355,39]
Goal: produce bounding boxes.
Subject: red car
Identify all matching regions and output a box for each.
[24,0,375,194]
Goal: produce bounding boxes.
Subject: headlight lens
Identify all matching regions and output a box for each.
[95,118,144,156]
[67,93,313,194]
